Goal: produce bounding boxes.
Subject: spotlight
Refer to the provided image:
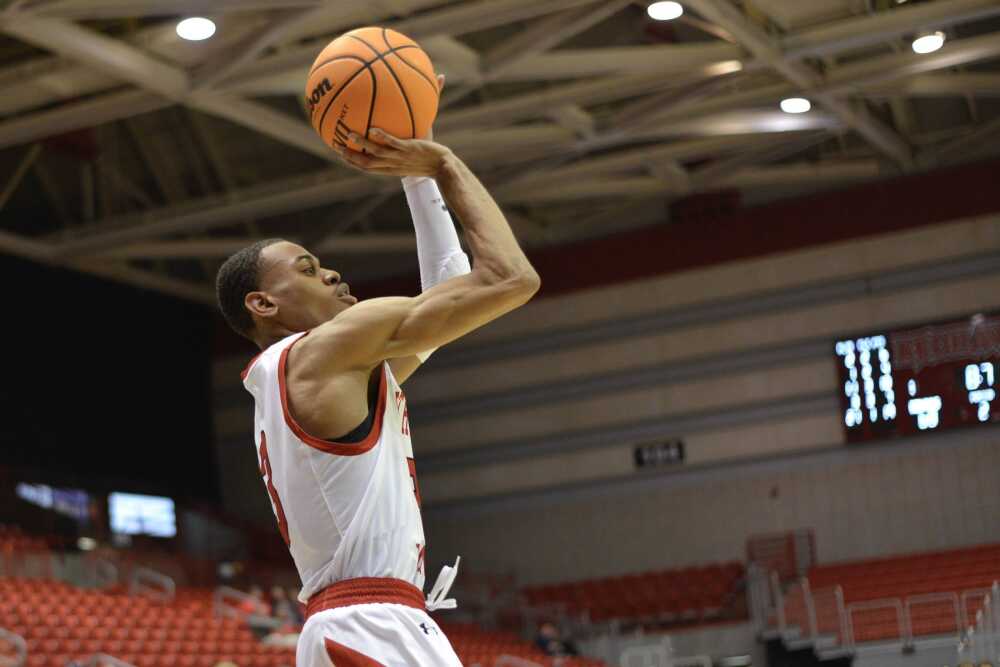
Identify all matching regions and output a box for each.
[176,17,216,41]
[780,97,811,114]
[648,2,684,21]
[911,31,945,54]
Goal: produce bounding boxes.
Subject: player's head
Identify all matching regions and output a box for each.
[216,238,357,347]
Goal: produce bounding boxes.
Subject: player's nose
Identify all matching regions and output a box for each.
[323,270,341,285]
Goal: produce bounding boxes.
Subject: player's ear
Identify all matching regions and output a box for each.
[245,291,277,319]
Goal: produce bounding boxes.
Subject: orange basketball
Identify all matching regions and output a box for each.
[305,27,439,152]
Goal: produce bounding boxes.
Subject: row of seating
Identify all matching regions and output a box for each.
[0,579,296,667]
[522,562,744,623]
[781,542,1000,646]
[1,577,615,667]
[440,621,606,667]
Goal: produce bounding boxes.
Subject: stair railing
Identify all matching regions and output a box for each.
[0,627,27,667]
[128,566,175,603]
[844,598,906,650]
[76,654,137,667]
[903,592,961,647]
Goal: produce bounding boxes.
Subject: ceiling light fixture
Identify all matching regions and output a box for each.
[648,1,684,21]
[176,17,216,41]
[911,30,945,54]
[780,97,811,114]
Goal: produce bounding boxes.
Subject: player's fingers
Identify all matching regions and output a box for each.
[348,132,395,157]
[331,143,373,170]
[369,128,409,149]
[333,143,399,172]
[437,73,446,94]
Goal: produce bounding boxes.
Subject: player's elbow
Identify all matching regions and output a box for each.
[515,268,541,296]
[507,268,541,304]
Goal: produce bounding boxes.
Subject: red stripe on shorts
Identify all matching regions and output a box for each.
[324,637,386,667]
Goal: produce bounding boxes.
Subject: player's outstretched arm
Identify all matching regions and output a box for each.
[296,130,540,376]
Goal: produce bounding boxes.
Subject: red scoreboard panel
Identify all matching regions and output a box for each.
[835,313,999,443]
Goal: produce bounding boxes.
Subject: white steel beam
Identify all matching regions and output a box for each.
[0,88,171,150]
[233,41,742,96]
[0,15,190,98]
[186,91,334,162]
[510,161,882,203]
[76,261,216,304]
[33,0,323,19]
[862,73,1000,98]
[782,0,1000,59]
[823,31,1000,95]
[50,130,768,253]
[0,143,42,211]
[0,229,55,262]
[638,31,1000,129]
[479,0,632,80]
[0,227,215,303]
[394,0,604,40]
[84,235,419,260]
[683,0,913,167]
[0,15,337,162]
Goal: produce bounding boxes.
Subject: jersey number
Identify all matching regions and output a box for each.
[258,431,290,547]
[407,457,422,508]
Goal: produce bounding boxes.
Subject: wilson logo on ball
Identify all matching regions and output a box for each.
[333,106,351,147]
[306,78,333,113]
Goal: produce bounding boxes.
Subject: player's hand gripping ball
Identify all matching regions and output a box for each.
[305,27,440,152]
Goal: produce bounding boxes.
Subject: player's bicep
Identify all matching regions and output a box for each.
[297,273,535,373]
[386,273,535,358]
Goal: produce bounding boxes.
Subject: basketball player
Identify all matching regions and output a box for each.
[215,123,540,667]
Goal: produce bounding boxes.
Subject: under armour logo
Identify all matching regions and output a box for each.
[419,622,438,636]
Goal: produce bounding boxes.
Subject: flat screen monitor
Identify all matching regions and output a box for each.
[108,492,176,538]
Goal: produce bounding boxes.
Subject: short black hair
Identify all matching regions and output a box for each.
[216,238,284,339]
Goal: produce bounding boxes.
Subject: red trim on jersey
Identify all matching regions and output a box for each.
[278,335,387,456]
[324,637,387,666]
[240,351,264,380]
[307,577,425,620]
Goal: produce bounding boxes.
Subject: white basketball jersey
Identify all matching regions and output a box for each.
[241,332,426,603]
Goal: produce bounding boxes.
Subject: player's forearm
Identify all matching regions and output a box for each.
[402,176,470,292]
[434,152,538,287]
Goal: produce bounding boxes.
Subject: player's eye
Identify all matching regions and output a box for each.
[303,266,316,275]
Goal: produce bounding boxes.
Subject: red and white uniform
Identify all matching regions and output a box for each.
[242,332,461,667]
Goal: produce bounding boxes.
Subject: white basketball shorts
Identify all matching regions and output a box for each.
[297,602,463,667]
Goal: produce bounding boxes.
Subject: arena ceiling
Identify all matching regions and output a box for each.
[0,0,999,304]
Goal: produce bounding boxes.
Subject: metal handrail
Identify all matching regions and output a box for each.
[958,580,998,666]
[0,627,27,667]
[904,591,961,644]
[77,654,137,667]
[845,598,906,649]
[213,585,268,618]
[801,578,819,640]
[619,639,712,667]
[494,656,545,667]
[960,587,992,629]
[771,571,786,635]
[835,586,847,644]
[93,558,119,589]
[128,566,175,603]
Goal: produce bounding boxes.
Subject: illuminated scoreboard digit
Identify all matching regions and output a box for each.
[835,314,1000,443]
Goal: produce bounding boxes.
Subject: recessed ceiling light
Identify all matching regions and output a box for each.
[911,31,945,54]
[648,1,684,21]
[176,17,216,41]
[780,97,811,114]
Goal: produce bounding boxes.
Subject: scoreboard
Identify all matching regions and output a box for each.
[835,314,999,443]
